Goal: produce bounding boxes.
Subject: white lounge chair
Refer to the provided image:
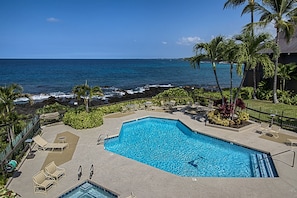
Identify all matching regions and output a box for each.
[33,135,68,151]
[287,138,297,146]
[45,161,65,180]
[33,170,56,194]
[257,122,270,134]
[126,192,136,198]
[269,125,280,138]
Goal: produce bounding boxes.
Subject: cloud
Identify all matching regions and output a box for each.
[46,17,60,22]
[255,23,276,38]
[176,36,201,45]
[162,41,167,45]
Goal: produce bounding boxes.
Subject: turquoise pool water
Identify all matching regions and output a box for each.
[105,117,278,177]
[59,180,118,198]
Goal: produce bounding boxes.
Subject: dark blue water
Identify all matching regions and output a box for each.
[0,59,242,94]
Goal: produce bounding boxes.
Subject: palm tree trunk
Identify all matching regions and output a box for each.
[85,98,89,112]
[232,67,249,119]
[212,62,224,105]
[252,67,257,99]
[230,63,233,105]
[251,7,257,99]
[273,29,280,104]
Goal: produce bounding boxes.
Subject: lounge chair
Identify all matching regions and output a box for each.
[126,192,136,198]
[257,122,270,134]
[33,170,56,194]
[32,135,68,151]
[45,161,65,180]
[287,138,297,146]
[269,125,280,138]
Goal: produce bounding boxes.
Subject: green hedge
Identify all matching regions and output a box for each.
[63,110,104,129]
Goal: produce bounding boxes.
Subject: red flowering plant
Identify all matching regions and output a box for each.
[214,97,246,119]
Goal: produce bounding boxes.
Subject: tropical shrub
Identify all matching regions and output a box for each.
[0,186,17,198]
[207,109,249,127]
[291,95,297,105]
[238,111,249,121]
[239,87,254,99]
[63,110,104,129]
[277,90,294,105]
[152,87,193,105]
[207,110,230,126]
[36,102,69,114]
[97,103,122,114]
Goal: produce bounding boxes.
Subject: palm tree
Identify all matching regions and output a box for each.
[233,31,279,112]
[252,0,297,103]
[0,84,23,140]
[224,0,262,99]
[221,39,244,106]
[278,63,297,90]
[72,81,103,112]
[190,36,225,104]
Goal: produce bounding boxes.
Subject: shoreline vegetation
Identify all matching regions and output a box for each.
[13,85,297,130]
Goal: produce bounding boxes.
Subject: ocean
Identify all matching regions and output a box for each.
[0,59,242,102]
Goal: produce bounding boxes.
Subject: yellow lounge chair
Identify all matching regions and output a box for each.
[33,135,68,151]
[45,161,65,180]
[33,170,56,194]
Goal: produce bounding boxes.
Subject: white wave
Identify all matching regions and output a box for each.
[31,94,50,101]
[14,84,174,104]
[147,84,173,88]
[14,97,30,104]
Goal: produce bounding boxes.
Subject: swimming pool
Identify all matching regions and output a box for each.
[59,180,119,198]
[105,117,278,177]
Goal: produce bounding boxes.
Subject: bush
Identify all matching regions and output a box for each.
[277,90,293,105]
[63,110,104,129]
[0,185,17,197]
[239,87,254,100]
[37,102,69,114]
[152,87,193,105]
[238,111,249,121]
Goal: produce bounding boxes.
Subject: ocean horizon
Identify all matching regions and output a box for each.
[0,59,242,101]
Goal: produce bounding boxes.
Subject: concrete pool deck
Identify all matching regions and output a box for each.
[7,110,297,198]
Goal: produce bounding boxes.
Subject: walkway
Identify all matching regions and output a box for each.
[7,110,297,198]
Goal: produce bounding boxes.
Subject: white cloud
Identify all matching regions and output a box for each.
[46,17,60,22]
[176,36,201,45]
[162,41,167,45]
[254,23,276,38]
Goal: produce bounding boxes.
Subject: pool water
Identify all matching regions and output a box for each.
[105,117,278,177]
[59,180,118,198]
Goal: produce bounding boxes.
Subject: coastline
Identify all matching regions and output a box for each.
[15,85,182,115]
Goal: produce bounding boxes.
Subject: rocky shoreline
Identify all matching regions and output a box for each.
[15,86,175,115]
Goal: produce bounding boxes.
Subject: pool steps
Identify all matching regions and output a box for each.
[250,154,276,177]
[97,134,109,145]
[78,165,82,180]
[90,164,94,179]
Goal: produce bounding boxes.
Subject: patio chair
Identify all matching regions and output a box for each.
[32,135,68,151]
[287,138,297,146]
[45,161,65,180]
[269,125,280,138]
[33,170,56,194]
[257,122,270,134]
[126,192,136,198]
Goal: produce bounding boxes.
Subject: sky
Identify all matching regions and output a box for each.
[0,0,268,59]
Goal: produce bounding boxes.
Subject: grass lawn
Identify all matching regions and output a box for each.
[244,99,297,120]
[244,100,297,131]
